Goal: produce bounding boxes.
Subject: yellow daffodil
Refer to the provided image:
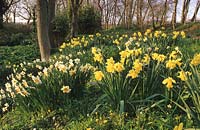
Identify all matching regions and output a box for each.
[138,32,142,37]
[94,71,104,81]
[22,80,28,88]
[106,64,115,73]
[180,31,186,38]
[142,54,150,65]
[170,51,177,59]
[119,50,130,58]
[166,60,177,69]
[114,62,124,73]
[177,71,191,81]
[91,47,97,54]
[173,122,183,130]
[191,53,200,66]
[127,69,139,79]
[94,53,103,63]
[134,48,142,56]
[106,57,115,65]
[152,53,166,62]
[162,77,176,90]
[161,33,167,38]
[113,39,120,45]
[133,59,143,73]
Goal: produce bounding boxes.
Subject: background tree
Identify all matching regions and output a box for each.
[0,0,19,29]
[48,0,56,48]
[171,0,178,29]
[181,0,191,24]
[191,0,200,22]
[69,0,83,38]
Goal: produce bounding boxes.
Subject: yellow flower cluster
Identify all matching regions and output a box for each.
[91,47,103,63]
[152,53,166,62]
[127,59,143,79]
[191,53,200,66]
[173,31,185,39]
[166,59,182,69]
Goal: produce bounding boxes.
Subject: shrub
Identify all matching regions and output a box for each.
[52,11,69,37]
[78,6,101,34]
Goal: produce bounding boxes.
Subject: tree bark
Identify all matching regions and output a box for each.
[191,1,200,22]
[160,0,168,26]
[181,0,191,24]
[0,0,4,29]
[171,0,178,30]
[48,0,56,48]
[36,0,51,61]
[147,0,155,29]
[127,0,134,29]
[69,0,82,38]
[136,0,143,30]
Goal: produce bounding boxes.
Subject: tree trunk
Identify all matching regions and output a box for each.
[127,0,134,29]
[137,0,143,29]
[160,0,168,26]
[148,0,155,29]
[0,0,3,29]
[48,0,56,48]
[171,0,178,30]
[32,6,37,32]
[191,1,200,22]
[112,0,117,27]
[13,9,16,23]
[69,0,82,38]
[36,0,51,61]
[71,7,78,37]
[122,0,127,27]
[181,0,191,24]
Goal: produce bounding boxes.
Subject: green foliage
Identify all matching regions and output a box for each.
[0,44,40,65]
[1,27,200,129]
[52,11,70,37]
[78,6,101,34]
[183,65,200,123]
[0,23,34,46]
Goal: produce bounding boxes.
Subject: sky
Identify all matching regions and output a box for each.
[14,0,200,23]
[176,0,200,21]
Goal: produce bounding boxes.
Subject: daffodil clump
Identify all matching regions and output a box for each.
[87,29,200,112]
[1,54,94,112]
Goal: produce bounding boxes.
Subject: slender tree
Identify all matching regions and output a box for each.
[36,0,51,61]
[171,0,178,29]
[147,0,155,29]
[160,0,168,26]
[48,0,56,48]
[69,0,83,38]
[181,0,191,24]
[191,0,200,22]
[0,0,19,29]
[127,0,134,29]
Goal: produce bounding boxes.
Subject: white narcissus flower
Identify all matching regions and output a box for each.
[74,58,80,64]
[32,76,42,84]
[61,86,71,93]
